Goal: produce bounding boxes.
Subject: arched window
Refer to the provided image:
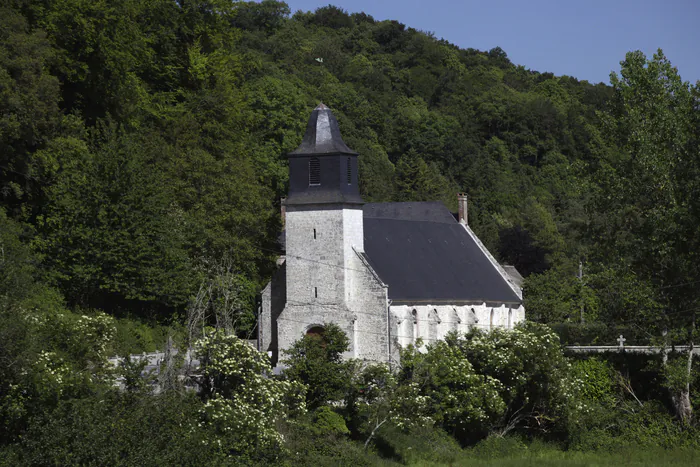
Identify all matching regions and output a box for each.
[309,157,320,185]
[508,308,513,329]
[429,309,439,342]
[452,308,461,333]
[412,309,418,342]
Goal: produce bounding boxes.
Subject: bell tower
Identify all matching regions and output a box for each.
[285,103,363,206]
[278,103,365,356]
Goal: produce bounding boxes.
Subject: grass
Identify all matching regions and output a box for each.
[407,445,700,467]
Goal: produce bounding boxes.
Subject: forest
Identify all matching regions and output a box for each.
[1,0,700,464]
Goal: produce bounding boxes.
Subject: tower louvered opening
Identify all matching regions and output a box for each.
[347,157,352,184]
[309,157,320,185]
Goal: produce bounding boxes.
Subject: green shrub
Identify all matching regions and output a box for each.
[469,435,528,459]
[373,424,464,465]
[569,401,700,452]
[280,417,390,467]
[14,391,225,466]
[570,357,615,406]
[313,406,350,436]
[282,323,354,410]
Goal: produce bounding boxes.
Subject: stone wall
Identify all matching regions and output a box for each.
[390,303,526,351]
[260,260,286,365]
[347,247,389,362]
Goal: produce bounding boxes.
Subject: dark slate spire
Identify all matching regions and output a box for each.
[285,104,362,206]
[288,103,358,157]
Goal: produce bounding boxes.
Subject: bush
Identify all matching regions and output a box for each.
[570,357,615,406]
[568,400,700,452]
[393,339,505,444]
[455,322,578,440]
[111,317,184,355]
[313,406,350,437]
[281,323,354,410]
[469,435,528,459]
[14,391,222,465]
[280,416,388,467]
[373,424,464,465]
[195,330,305,461]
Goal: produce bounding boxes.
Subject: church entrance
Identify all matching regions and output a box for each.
[306,326,325,338]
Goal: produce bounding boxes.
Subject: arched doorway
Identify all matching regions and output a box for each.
[306,325,325,338]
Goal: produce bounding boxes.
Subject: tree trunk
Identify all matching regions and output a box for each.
[663,320,695,424]
[364,418,387,451]
[671,343,693,424]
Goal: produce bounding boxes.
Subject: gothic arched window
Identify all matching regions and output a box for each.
[429,309,439,342]
[508,308,513,329]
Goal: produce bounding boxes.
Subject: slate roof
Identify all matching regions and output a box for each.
[363,202,522,305]
[288,103,358,157]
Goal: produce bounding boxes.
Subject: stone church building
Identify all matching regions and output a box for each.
[260,104,524,365]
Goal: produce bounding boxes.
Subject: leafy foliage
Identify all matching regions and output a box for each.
[455,323,579,438]
[393,339,505,443]
[282,322,354,410]
[194,329,305,460]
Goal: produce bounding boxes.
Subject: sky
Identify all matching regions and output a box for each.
[283,0,700,85]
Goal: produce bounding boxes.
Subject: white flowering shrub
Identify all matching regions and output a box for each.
[345,362,396,440]
[194,330,305,459]
[454,322,582,437]
[32,350,75,398]
[1,300,117,439]
[393,340,506,442]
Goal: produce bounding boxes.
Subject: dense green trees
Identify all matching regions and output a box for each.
[1,0,657,325]
[4,1,696,334]
[2,0,700,461]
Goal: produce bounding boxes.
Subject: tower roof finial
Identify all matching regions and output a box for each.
[288,104,357,157]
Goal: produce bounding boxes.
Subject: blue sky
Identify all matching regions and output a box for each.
[283,0,700,85]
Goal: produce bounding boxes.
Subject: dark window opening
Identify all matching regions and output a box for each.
[306,326,325,337]
[347,157,352,184]
[313,228,316,239]
[314,287,318,298]
[309,158,320,185]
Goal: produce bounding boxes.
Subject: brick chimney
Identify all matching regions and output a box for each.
[280,197,287,228]
[457,193,468,225]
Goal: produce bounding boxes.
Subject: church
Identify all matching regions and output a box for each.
[259,104,524,365]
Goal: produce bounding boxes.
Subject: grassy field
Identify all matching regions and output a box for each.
[407,446,700,467]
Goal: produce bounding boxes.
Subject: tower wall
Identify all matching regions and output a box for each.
[284,204,362,305]
[276,203,388,363]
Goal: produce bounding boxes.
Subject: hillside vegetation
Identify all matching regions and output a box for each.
[2,1,700,464]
